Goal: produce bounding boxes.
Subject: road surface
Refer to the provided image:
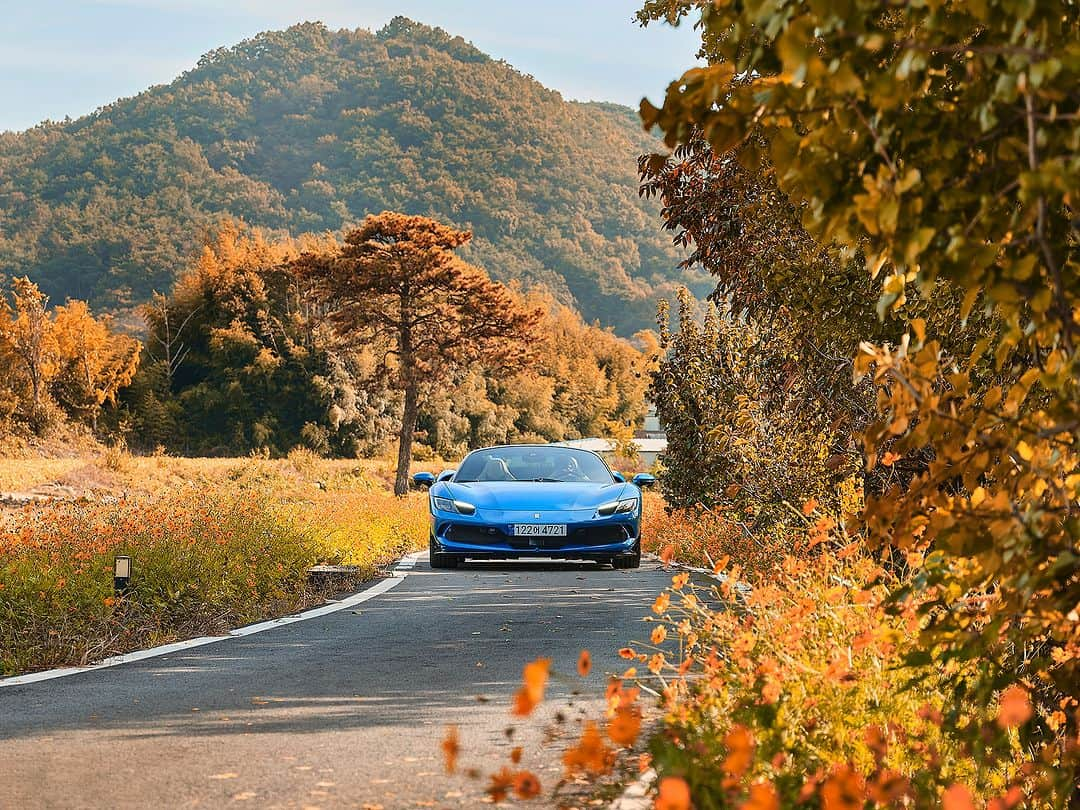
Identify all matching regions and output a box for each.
[0,555,675,809]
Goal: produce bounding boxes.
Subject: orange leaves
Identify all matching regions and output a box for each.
[741,780,779,810]
[655,777,692,810]
[648,652,667,675]
[440,725,459,773]
[577,649,592,678]
[487,767,516,803]
[941,783,976,810]
[608,705,642,747]
[563,721,613,777]
[653,592,671,615]
[619,647,637,660]
[996,685,1032,729]
[511,657,551,717]
[820,765,865,810]
[721,726,754,778]
[606,679,643,747]
[652,624,668,645]
[512,770,541,800]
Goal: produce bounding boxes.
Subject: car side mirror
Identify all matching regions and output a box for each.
[632,473,657,489]
[436,469,456,483]
[412,472,436,490]
[612,472,626,483]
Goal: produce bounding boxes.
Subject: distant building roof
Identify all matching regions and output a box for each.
[555,437,667,454]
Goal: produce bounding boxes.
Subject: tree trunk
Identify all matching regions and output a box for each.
[394,380,420,496]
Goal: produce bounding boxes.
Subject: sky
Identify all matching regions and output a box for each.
[0,0,700,133]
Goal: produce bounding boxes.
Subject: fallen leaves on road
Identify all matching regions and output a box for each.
[441,725,460,773]
[577,649,592,677]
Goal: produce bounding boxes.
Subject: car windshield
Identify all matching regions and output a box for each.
[455,447,614,484]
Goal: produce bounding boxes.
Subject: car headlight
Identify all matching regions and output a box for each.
[431,496,476,516]
[597,498,639,517]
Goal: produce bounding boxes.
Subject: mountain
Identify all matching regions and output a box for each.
[0,17,706,334]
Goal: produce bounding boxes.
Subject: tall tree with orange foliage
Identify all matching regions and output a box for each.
[296,212,539,495]
[1,277,59,427]
[51,301,141,431]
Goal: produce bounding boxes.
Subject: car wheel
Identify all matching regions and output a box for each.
[613,541,641,570]
[429,536,460,569]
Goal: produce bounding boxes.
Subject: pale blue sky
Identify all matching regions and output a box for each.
[0,1,700,132]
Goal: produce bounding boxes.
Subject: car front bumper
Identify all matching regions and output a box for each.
[430,510,639,558]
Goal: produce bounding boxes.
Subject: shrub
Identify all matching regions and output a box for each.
[641,507,1061,808]
[0,483,427,676]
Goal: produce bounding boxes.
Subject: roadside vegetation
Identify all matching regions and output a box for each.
[461,0,1078,805]
[0,454,428,676]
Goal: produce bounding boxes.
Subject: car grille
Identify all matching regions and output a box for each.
[444,523,632,548]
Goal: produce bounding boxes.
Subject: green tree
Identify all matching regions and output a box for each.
[296,212,540,494]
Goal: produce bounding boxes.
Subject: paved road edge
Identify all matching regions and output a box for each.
[0,551,425,689]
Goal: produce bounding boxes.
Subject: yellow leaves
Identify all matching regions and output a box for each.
[441,725,459,773]
[1015,440,1034,462]
[996,685,1032,729]
[511,657,550,717]
[655,777,692,810]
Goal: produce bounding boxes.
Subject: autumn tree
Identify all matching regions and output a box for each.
[296,212,540,494]
[51,300,141,430]
[1,277,59,427]
[639,0,1079,800]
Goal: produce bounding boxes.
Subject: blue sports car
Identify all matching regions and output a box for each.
[413,444,654,569]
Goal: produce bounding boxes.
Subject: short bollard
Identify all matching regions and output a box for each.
[114,555,132,595]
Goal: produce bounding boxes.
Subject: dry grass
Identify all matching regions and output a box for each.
[0,451,441,676]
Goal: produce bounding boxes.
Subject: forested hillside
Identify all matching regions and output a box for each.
[0,17,703,334]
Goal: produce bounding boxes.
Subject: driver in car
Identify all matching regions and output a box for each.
[552,454,587,482]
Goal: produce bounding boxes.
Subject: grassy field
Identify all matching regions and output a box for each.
[0,449,437,676]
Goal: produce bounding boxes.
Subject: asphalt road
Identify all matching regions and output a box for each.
[0,554,675,809]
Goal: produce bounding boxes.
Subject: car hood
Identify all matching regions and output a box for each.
[442,481,629,512]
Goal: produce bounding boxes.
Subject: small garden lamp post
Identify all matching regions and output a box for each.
[114,555,132,595]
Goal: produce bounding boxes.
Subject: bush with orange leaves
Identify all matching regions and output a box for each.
[640,492,789,575]
[640,511,1073,807]
[0,482,427,675]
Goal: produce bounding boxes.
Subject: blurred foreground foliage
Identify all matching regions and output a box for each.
[637,0,1079,803]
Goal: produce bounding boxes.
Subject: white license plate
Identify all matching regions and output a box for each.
[513,524,567,537]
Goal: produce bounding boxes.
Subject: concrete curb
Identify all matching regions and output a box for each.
[610,768,656,809]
